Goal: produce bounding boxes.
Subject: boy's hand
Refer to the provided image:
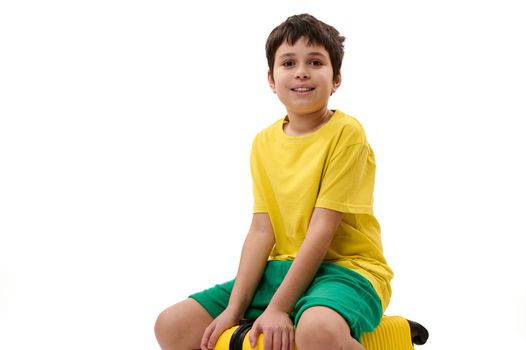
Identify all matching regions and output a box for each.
[249,308,294,350]
[200,308,239,350]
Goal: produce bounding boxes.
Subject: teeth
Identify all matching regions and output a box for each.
[293,88,313,92]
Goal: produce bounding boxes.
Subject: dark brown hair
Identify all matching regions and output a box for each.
[266,13,345,83]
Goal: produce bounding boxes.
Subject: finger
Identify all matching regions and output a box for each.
[207,327,223,350]
[281,329,288,350]
[264,330,273,350]
[200,324,214,350]
[249,324,261,348]
[288,329,295,350]
[272,329,281,350]
[272,329,283,350]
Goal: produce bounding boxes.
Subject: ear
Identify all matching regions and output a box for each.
[268,69,277,93]
[332,72,342,93]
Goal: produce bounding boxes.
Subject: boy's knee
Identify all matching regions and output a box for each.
[296,318,341,348]
[154,309,173,343]
[154,300,213,350]
[154,308,186,349]
[295,307,362,350]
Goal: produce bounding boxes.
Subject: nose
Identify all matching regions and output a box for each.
[295,65,310,79]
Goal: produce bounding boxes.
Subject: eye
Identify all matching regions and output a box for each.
[282,60,295,68]
[309,59,323,66]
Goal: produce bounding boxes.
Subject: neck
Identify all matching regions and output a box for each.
[284,108,334,136]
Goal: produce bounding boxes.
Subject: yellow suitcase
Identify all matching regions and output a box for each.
[214,315,428,350]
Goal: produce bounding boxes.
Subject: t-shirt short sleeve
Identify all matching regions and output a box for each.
[315,143,376,215]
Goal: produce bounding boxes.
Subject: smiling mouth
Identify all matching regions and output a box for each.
[291,87,315,92]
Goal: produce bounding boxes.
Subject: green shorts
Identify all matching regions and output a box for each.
[189,260,382,342]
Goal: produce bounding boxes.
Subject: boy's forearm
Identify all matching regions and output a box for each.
[267,208,343,313]
[266,234,329,314]
[227,219,275,318]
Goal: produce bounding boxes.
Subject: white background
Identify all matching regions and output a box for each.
[1,1,525,349]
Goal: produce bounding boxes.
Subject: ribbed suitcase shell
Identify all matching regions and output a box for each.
[214,315,428,350]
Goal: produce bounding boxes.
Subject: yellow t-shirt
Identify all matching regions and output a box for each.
[250,109,393,311]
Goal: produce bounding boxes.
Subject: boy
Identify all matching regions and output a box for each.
[155,13,393,350]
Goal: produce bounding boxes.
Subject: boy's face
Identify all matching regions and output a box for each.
[268,36,341,115]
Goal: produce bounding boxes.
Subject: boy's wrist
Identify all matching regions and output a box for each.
[225,303,246,319]
[267,297,293,314]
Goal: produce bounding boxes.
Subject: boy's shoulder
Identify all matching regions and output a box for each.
[330,110,369,145]
[252,117,283,142]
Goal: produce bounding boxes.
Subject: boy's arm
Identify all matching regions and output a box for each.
[248,207,343,349]
[267,207,342,312]
[201,212,275,350]
[228,212,275,316]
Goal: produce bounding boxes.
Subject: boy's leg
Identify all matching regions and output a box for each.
[155,298,213,350]
[295,306,364,350]
[292,263,383,350]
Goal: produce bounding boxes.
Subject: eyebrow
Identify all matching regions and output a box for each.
[277,51,328,60]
